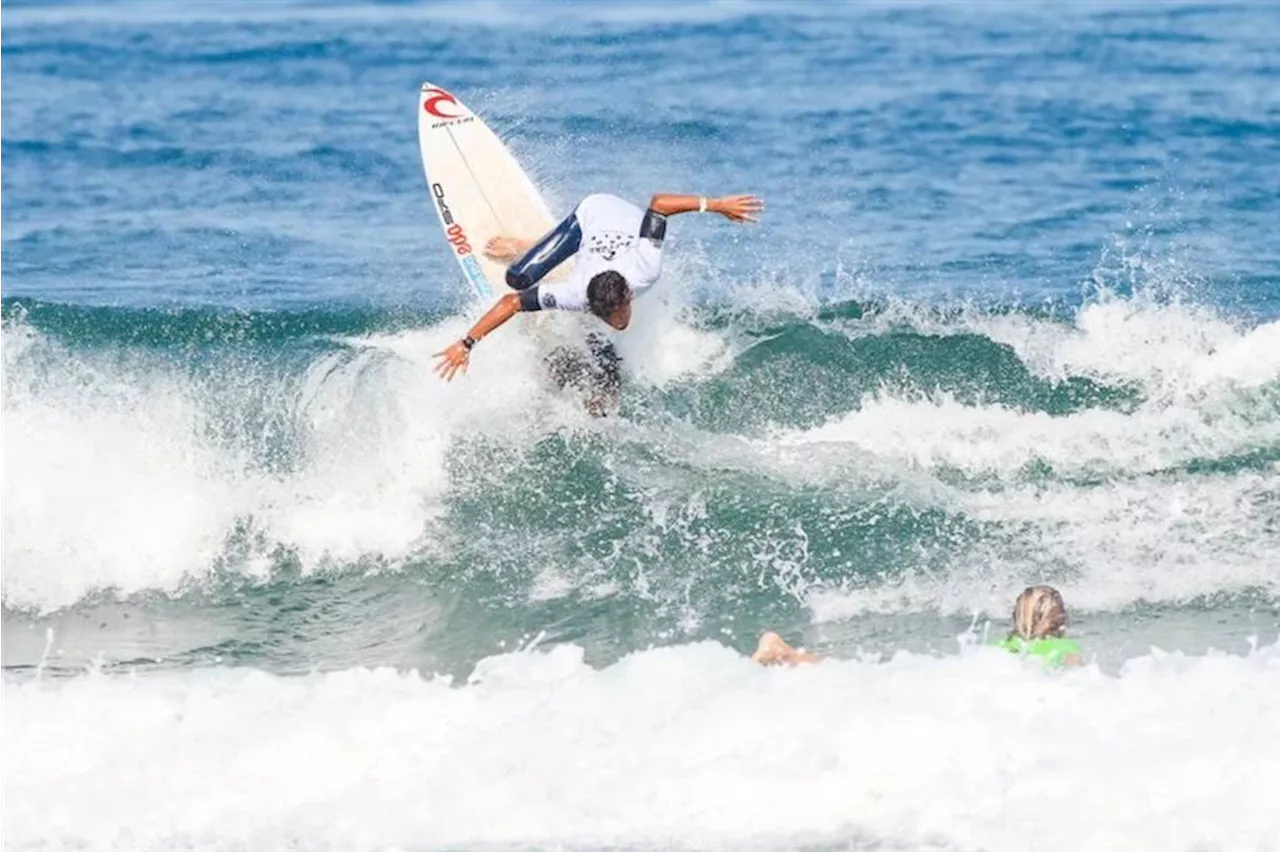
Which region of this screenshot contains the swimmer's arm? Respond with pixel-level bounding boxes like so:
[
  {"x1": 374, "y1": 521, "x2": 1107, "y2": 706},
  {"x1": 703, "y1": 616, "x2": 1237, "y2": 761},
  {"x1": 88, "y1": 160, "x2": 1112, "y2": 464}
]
[
  {"x1": 647, "y1": 193, "x2": 764, "y2": 223},
  {"x1": 751, "y1": 631, "x2": 822, "y2": 666},
  {"x1": 432, "y1": 293, "x2": 524, "y2": 382}
]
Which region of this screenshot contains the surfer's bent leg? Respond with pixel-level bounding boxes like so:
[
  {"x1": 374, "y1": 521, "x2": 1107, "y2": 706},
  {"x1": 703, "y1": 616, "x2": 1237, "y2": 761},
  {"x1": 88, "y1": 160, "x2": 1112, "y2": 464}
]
[
  {"x1": 586, "y1": 333, "x2": 622, "y2": 399},
  {"x1": 545, "y1": 333, "x2": 622, "y2": 417},
  {"x1": 505, "y1": 213, "x2": 583, "y2": 291}
]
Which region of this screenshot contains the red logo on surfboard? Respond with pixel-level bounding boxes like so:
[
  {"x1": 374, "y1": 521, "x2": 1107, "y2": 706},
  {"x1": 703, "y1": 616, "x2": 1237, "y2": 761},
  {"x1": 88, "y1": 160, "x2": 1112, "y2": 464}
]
[
  {"x1": 423, "y1": 87, "x2": 465, "y2": 119},
  {"x1": 432, "y1": 183, "x2": 473, "y2": 256}
]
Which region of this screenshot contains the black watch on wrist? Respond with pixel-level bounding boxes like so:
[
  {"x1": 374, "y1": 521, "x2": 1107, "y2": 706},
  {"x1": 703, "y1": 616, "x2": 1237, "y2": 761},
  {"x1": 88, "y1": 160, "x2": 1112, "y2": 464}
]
[{"x1": 462, "y1": 335, "x2": 476, "y2": 350}]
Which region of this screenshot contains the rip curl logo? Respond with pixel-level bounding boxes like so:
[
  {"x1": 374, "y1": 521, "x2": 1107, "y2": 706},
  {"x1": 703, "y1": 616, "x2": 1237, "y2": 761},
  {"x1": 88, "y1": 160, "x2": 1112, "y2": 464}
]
[
  {"x1": 422, "y1": 88, "x2": 466, "y2": 120},
  {"x1": 542, "y1": 293, "x2": 558, "y2": 309}
]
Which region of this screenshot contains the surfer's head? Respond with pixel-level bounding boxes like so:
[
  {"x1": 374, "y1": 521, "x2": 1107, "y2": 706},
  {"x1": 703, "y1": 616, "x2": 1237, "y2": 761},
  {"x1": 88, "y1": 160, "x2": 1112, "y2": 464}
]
[
  {"x1": 1011, "y1": 585, "x2": 1069, "y2": 640},
  {"x1": 587, "y1": 271, "x2": 632, "y2": 329}
]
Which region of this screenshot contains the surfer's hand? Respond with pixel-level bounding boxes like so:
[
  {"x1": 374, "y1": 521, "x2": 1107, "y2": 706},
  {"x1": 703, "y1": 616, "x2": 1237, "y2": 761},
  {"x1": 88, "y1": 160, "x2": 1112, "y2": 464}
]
[
  {"x1": 433, "y1": 340, "x2": 471, "y2": 381},
  {"x1": 711, "y1": 195, "x2": 764, "y2": 224},
  {"x1": 485, "y1": 236, "x2": 527, "y2": 263}
]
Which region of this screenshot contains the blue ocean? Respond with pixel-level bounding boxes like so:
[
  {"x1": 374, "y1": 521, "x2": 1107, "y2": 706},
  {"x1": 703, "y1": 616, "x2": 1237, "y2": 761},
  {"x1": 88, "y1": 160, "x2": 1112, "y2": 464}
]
[{"x1": 3, "y1": 2, "x2": 1279, "y2": 850}]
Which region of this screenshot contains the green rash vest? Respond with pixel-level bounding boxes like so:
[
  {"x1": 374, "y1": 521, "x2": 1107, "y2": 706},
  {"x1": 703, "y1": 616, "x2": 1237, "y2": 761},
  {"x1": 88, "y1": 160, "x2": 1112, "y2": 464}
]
[{"x1": 996, "y1": 636, "x2": 1081, "y2": 668}]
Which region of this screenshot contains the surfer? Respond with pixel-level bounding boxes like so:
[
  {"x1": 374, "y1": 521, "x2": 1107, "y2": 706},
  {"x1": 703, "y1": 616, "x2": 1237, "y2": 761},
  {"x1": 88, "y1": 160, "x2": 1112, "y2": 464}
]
[{"x1": 432, "y1": 192, "x2": 763, "y2": 386}]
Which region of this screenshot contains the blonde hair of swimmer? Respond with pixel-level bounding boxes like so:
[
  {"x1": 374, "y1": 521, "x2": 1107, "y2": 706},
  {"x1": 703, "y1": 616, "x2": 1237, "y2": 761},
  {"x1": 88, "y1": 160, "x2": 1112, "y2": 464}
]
[{"x1": 1006, "y1": 584, "x2": 1081, "y2": 667}]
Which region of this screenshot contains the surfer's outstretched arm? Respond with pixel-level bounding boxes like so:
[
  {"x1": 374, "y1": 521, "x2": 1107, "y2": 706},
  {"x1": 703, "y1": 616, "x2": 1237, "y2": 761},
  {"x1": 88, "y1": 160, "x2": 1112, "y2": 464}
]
[
  {"x1": 648, "y1": 193, "x2": 764, "y2": 222},
  {"x1": 433, "y1": 293, "x2": 525, "y2": 382}
]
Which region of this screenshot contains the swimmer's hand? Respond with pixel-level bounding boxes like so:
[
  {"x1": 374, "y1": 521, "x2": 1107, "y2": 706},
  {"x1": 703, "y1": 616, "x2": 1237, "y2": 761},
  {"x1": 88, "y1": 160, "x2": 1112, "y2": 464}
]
[
  {"x1": 433, "y1": 340, "x2": 471, "y2": 381},
  {"x1": 710, "y1": 195, "x2": 764, "y2": 224}
]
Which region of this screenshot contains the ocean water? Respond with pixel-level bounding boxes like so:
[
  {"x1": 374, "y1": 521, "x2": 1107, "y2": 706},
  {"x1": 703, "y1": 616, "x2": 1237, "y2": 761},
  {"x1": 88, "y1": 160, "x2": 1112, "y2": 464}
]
[{"x1": 3, "y1": 2, "x2": 1279, "y2": 850}]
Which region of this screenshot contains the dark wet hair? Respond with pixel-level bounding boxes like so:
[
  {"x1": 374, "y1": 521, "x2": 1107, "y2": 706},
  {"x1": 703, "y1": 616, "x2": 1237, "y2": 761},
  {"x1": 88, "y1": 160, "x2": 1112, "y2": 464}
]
[{"x1": 586, "y1": 271, "x2": 631, "y2": 318}]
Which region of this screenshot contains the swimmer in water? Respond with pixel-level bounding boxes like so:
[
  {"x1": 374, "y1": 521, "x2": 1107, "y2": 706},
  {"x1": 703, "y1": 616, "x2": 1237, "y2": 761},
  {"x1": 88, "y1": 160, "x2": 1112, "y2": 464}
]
[
  {"x1": 995, "y1": 585, "x2": 1082, "y2": 668},
  {"x1": 432, "y1": 192, "x2": 764, "y2": 388},
  {"x1": 751, "y1": 585, "x2": 1082, "y2": 668}
]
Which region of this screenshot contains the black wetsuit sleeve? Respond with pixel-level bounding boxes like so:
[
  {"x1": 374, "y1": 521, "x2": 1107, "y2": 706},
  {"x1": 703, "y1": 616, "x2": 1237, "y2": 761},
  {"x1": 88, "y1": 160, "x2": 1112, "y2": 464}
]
[
  {"x1": 519, "y1": 287, "x2": 543, "y2": 312},
  {"x1": 639, "y1": 208, "x2": 667, "y2": 246}
]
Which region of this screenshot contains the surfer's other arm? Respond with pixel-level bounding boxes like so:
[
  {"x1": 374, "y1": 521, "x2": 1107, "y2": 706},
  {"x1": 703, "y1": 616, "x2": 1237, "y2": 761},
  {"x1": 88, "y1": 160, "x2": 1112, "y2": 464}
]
[
  {"x1": 647, "y1": 193, "x2": 763, "y2": 222},
  {"x1": 433, "y1": 293, "x2": 524, "y2": 382}
]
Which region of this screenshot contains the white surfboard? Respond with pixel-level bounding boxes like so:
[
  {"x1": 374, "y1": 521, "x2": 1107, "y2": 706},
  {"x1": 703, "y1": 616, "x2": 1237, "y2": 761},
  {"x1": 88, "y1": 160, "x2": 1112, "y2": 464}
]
[{"x1": 416, "y1": 82, "x2": 562, "y2": 300}]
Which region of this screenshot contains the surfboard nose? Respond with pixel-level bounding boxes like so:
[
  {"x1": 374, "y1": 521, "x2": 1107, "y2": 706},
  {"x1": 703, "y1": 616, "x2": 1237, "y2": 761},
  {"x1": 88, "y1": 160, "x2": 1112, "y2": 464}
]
[{"x1": 420, "y1": 84, "x2": 471, "y2": 121}]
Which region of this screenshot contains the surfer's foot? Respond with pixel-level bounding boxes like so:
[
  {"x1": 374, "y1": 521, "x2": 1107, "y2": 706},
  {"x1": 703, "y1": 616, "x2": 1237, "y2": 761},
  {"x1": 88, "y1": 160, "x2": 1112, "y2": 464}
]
[
  {"x1": 484, "y1": 235, "x2": 526, "y2": 262},
  {"x1": 752, "y1": 631, "x2": 821, "y2": 666}
]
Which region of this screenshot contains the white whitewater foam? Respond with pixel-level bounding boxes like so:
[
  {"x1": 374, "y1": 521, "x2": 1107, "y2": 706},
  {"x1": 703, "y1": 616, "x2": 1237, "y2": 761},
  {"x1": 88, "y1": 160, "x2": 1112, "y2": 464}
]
[
  {"x1": 0, "y1": 316, "x2": 548, "y2": 611},
  {"x1": 764, "y1": 295, "x2": 1280, "y2": 617},
  {"x1": 2, "y1": 325, "x2": 248, "y2": 608},
  {"x1": 4, "y1": 641, "x2": 1278, "y2": 852},
  {"x1": 775, "y1": 389, "x2": 1277, "y2": 480},
  {"x1": 855, "y1": 294, "x2": 1280, "y2": 400},
  {"x1": 612, "y1": 251, "x2": 736, "y2": 388},
  {"x1": 0, "y1": 255, "x2": 737, "y2": 613}
]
